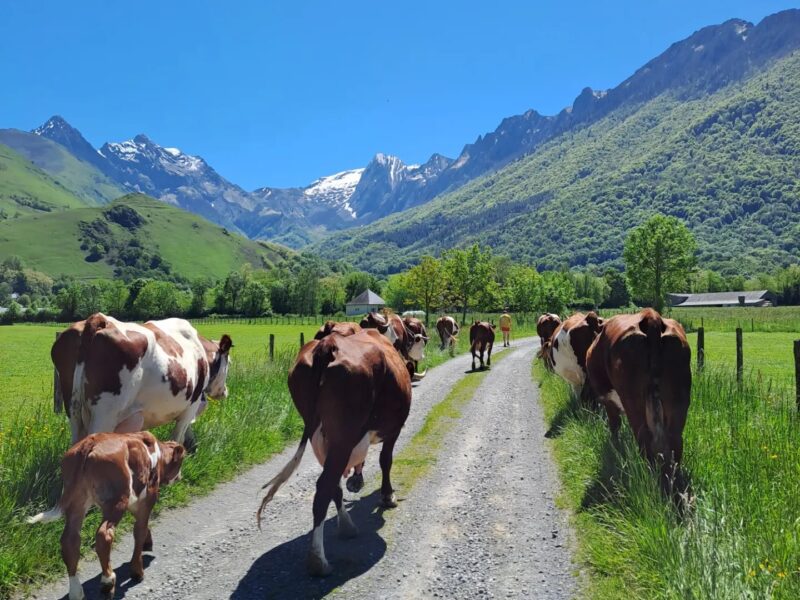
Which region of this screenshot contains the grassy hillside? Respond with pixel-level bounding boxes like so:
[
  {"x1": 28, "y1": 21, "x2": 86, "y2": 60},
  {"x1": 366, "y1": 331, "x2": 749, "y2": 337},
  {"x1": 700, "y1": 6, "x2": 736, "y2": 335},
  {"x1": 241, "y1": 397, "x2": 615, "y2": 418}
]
[
  {"x1": 0, "y1": 129, "x2": 126, "y2": 206},
  {"x1": 0, "y1": 144, "x2": 88, "y2": 218},
  {"x1": 317, "y1": 52, "x2": 800, "y2": 276},
  {"x1": 0, "y1": 194, "x2": 291, "y2": 281}
]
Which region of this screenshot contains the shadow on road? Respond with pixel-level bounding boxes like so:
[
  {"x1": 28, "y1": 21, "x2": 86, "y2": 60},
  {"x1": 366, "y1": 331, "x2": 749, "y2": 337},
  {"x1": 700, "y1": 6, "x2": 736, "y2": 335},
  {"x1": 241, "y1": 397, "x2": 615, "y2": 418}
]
[
  {"x1": 232, "y1": 490, "x2": 388, "y2": 599},
  {"x1": 52, "y1": 555, "x2": 155, "y2": 600}
]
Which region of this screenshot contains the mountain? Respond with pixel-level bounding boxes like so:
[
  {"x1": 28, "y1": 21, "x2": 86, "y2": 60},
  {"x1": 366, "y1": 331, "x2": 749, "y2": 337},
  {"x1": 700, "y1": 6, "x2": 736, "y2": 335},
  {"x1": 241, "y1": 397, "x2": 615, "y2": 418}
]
[
  {"x1": 0, "y1": 129, "x2": 126, "y2": 205},
  {"x1": 315, "y1": 26, "x2": 800, "y2": 276},
  {"x1": 0, "y1": 193, "x2": 290, "y2": 281},
  {"x1": 0, "y1": 143, "x2": 88, "y2": 218}
]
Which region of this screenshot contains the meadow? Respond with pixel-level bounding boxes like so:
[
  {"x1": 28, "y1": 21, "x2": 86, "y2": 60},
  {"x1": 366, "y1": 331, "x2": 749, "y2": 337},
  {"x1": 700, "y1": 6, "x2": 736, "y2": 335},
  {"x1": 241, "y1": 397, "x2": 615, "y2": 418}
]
[
  {"x1": 0, "y1": 314, "x2": 535, "y2": 595},
  {"x1": 534, "y1": 323, "x2": 800, "y2": 598}
]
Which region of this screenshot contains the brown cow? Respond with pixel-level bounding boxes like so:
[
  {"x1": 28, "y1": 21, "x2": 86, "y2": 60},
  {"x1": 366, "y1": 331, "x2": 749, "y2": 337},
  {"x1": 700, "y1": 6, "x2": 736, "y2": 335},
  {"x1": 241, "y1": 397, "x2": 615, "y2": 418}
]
[
  {"x1": 436, "y1": 315, "x2": 459, "y2": 353},
  {"x1": 360, "y1": 311, "x2": 428, "y2": 380},
  {"x1": 28, "y1": 432, "x2": 185, "y2": 600},
  {"x1": 469, "y1": 321, "x2": 495, "y2": 371},
  {"x1": 257, "y1": 329, "x2": 412, "y2": 576},
  {"x1": 544, "y1": 312, "x2": 603, "y2": 400},
  {"x1": 586, "y1": 309, "x2": 691, "y2": 478},
  {"x1": 536, "y1": 313, "x2": 561, "y2": 347},
  {"x1": 315, "y1": 320, "x2": 362, "y2": 340}
]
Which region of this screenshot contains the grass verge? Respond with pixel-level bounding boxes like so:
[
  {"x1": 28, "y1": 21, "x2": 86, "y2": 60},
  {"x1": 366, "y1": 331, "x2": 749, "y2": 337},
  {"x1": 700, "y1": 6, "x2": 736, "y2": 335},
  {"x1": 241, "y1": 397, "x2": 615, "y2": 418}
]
[{"x1": 533, "y1": 359, "x2": 800, "y2": 599}]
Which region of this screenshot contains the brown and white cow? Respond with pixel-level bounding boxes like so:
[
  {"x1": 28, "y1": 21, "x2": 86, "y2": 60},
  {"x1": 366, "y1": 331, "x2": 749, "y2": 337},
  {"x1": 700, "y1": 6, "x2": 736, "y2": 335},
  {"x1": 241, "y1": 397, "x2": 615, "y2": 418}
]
[
  {"x1": 51, "y1": 313, "x2": 232, "y2": 445},
  {"x1": 436, "y1": 315, "x2": 459, "y2": 353},
  {"x1": 469, "y1": 321, "x2": 495, "y2": 371},
  {"x1": 586, "y1": 309, "x2": 691, "y2": 476},
  {"x1": 28, "y1": 431, "x2": 185, "y2": 600},
  {"x1": 257, "y1": 329, "x2": 412, "y2": 576},
  {"x1": 544, "y1": 311, "x2": 603, "y2": 399},
  {"x1": 536, "y1": 313, "x2": 561, "y2": 347},
  {"x1": 360, "y1": 311, "x2": 428, "y2": 379}
]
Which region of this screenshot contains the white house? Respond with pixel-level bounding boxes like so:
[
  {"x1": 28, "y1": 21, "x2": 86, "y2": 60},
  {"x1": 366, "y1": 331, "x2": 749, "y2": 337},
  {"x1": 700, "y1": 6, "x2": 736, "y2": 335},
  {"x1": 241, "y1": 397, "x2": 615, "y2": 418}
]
[{"x1": 346, "y1": 289, "x2": 386, "y2": 317}]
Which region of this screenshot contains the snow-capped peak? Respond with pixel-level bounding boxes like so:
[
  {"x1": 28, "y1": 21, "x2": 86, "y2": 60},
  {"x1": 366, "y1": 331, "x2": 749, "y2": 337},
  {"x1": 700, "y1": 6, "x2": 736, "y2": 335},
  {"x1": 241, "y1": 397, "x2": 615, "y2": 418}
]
[
  {"x1": 103, "y1": 136, "x2": 204, "y2": 174},
  {"x1": 303, "y1": 168, "x2": 364, "y2": 219},
  {"x1": 32, "y1": 115, "x2": 71, "y2": 136}
]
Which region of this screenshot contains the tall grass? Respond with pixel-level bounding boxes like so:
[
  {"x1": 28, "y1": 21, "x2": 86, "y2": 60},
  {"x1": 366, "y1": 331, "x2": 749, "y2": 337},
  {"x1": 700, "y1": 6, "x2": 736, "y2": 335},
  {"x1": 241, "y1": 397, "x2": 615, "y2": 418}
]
[
  {"x1": 535, "y1": 361, "x2": 800, "y2": 598},
  {"x1": 0, "y1": 348, "x2": 302, "y2": 597}
]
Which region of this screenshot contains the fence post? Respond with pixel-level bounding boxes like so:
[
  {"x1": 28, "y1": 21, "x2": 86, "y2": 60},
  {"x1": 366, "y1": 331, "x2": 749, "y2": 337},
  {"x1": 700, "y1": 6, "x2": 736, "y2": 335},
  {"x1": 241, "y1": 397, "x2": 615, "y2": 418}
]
[
  {"x1": 269, "y1": 334, "x2": 274, "y2": 362},
  {"x1": 751, "y1": 318, "x2": 754, "y2": 333},
  {"x1": 300, "y1": 332, "x2": 305, "y2": 347},
  {"x1": 794, "y1": 339, "x2": 800, "y2": 411},
  {"x1": 53, "y1": 331, "x2": 62, "y2": 413},
  {"x1": 697, "y1": 327, "x2": 705, "y2": 372},
  {"x1": 736, "y1": 327, "x2": 743, "y2": 385}
]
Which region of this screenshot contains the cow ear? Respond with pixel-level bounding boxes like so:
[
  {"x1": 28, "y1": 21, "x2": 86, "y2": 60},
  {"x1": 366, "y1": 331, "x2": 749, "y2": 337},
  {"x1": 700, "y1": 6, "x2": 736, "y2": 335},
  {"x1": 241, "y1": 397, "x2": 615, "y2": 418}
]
[{"x1": 219, "y1": 334, "x2": 233, "y2": 354}]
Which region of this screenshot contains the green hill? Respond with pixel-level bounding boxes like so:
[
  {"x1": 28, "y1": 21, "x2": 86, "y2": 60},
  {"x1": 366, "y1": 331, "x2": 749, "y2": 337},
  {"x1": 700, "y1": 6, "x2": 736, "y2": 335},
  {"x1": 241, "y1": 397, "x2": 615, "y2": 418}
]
[
  {"x1": 0, "y1": 129, "x2": 126, "y2": 206},
  {"x1": 317, "y1": 52, "x2": 800, "y2": 276},
  {"x1": 0, "y1": 143, "x2": 88, "y2": 218},
  {"x1": 0, "y1": 194, "x2": 292, "y2": 281}
]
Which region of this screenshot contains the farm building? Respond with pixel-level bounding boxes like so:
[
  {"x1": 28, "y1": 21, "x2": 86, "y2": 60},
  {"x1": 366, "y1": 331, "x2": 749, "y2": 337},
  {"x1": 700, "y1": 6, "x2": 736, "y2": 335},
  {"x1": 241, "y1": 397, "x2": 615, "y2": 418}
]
[
  {"x1": 668, "y1": 290, "x2": 777, "y2": 308},
  {"x1": 346, "y1": 289, "x2": 386, "y2": 316}
]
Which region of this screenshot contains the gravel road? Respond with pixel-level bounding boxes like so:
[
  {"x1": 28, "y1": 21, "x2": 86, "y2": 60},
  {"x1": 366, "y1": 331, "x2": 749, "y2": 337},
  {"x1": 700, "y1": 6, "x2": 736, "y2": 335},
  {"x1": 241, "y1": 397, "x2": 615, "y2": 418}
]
[{"x1": 31, "y1": 338, "x2": 575, "y2": 600}]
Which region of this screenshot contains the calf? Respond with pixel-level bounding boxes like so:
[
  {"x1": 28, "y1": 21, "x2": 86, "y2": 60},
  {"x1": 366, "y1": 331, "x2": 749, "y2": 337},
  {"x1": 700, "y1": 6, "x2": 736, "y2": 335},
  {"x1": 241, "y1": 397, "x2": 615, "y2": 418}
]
[
  {"x1": 586, "y1": 309, "x2": 691, "y2": 479},
  {"x1": 52, "y1": 313, "x2": 232, "y2": 445},
  {"x1": 436, "y1": 315, "x2": 459, "y2": 353},
  {"x1": 545, "y1": 311, "x2": 603, "y2": 399},
  {"x1": 28, "y1": 432, "x2": 185, "y2": 600},
  {"x1": 469, "y1": 321, "x2": 495, "y2": 371},
  {"x1": 257, "y1": 330, "x2": 412, "y2": 576}
]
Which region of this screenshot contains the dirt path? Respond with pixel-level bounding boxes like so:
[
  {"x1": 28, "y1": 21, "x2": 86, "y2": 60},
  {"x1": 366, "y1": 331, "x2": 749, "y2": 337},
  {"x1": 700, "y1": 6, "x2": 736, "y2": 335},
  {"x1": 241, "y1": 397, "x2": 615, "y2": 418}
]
[{"x1": 31, "y1": 339, "x2": 575, "y2": 600}]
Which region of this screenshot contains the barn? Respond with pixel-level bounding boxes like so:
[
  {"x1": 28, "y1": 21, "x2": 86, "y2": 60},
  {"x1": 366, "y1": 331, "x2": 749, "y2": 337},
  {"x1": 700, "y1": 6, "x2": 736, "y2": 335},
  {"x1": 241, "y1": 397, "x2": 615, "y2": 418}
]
[
  {"x1": 668, "y1": 290, "x2": 777, "y2": 308},
  {"x1": 345, "y1": 289, "x2": 386, "y2": 316}
]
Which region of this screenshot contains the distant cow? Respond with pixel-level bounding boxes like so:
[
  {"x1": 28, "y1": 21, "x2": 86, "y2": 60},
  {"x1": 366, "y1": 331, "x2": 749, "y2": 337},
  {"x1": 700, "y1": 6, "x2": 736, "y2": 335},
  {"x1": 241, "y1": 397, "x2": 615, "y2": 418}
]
[
  {"x1": 469, "y1": 321, "x2": 495, "y2": 371},
  {"x1": 586, "y1": 309, "x2": 691, "y2": 476},
  {"x1": 51, "y1": 313, "x2": 232, "y2": 445},
  {"x1": 257, "y1": 330, "x2": 412, "y2": 576},
  {"x1": 536, "y1": 313, "x2": 561, "y2": 347},
  {"x1": 544, "y1": 312, "x2": 603, "y2": 399},
  {"x1": 436, "y1": 316, "x2": 459, "y2": 353},
  {"x1": 28, "y1": 432, "x2": 185, "y2": 600}
]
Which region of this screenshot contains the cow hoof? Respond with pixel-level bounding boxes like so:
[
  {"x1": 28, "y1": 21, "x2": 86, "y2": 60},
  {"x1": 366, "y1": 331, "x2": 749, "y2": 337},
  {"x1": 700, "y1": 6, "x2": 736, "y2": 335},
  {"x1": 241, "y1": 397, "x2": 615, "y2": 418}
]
[
  {"x1": 100, "y1": 573, "x2": 116, "y2": 597},
  {"x1": 346, "y1": 472, "x2": 364, "y2": 493},
  {"x1": 381, "y1": 493, "x2": 398, "y2": 508},
  {"x1": 338, "y1": 519, "x2": 359, "y2": 539},
  {"x1": 306, "y1": 552, "x2": 333, "y2": 577}
]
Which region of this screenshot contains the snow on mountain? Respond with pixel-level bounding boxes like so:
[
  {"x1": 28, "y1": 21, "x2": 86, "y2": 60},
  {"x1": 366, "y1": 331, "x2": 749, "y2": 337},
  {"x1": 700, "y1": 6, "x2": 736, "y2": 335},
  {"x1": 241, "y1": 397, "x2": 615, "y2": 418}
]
[{"x1": 303, "y1": 168, "x2": 364, "y2": 218}]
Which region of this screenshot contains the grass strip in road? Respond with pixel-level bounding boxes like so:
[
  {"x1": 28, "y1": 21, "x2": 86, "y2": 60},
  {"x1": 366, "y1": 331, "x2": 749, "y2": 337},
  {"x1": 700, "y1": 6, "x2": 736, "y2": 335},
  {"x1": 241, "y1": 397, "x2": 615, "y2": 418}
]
[
  {"x1": 390, "y1": 349, "x2": 511, "y2": 496},
  {"x1": 532, "y1": 358, "x2": 800, "y2": 599}
]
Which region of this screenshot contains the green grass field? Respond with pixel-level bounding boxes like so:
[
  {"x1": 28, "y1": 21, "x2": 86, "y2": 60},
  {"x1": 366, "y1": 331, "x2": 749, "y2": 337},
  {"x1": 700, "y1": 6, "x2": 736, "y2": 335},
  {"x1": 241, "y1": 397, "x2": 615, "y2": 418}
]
[{"x1": 669, "y1": 306, "x2": 800, "y2": 333}]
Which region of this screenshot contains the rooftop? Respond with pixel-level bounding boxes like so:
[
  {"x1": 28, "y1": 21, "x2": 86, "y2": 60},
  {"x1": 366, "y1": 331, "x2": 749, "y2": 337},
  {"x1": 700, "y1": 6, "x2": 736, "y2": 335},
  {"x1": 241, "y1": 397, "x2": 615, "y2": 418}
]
[{"x1": 346, "y1": 289, "x2": 386, "y2": 306}]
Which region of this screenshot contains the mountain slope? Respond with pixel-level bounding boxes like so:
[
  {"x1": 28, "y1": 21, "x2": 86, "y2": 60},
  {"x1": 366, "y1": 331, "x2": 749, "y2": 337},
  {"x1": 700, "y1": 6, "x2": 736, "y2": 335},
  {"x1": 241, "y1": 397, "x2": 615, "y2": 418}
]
[
  {"x1": 0, "y1": 128, "x2": 126, "y2": 205},
  {"x1": 0, "y1": 143, "x2": 88, "y2": 218},
  {"x1": 316, "y1": 50, "x2": 800, "y2": 276},
  {"x1": 0, "y1": 194, "x2": 290, "y2": 280}
]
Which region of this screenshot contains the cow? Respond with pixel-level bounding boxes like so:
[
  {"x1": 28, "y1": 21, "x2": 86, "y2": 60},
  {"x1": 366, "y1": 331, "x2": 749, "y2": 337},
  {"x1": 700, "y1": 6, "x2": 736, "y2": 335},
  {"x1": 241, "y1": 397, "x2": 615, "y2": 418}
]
[
  {"x1": 586, "y1": 309, "x2": 691, "y2": 481},
  {"x1": 469, "y1": 321, "x2": 495, "y2": 371},
  {"x1": 536, "y1": 313, "x2": 561, "y2": 347},
  {"x1": 51, "y1": 313, "x2": 232, "y2": 445},
  {"x1": 360, "y1": 311, "x2": 428, "y2": 380},
  {"x1": 543, "y1": 311, "x2": 603, "y2": 401},
  {"x1": 27, "y1": 432, "x2": 185, "y2": 600},
  {"x1": 257, "y1": 329, "x2": 412, "y2": 576},
  {"x1": 314, "y1": 320, "x2": 362, "y2": 340},
  {"x1": 436, "y1": 315, "x2": 459, "y2": 353}
]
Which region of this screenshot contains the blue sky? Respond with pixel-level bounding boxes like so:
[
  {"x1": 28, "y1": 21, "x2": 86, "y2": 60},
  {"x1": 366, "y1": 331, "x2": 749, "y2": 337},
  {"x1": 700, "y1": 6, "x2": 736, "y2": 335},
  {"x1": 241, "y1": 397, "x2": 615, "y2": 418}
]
[{"x1": 1, "y1": 1, "x2": 797, "y2": 189}]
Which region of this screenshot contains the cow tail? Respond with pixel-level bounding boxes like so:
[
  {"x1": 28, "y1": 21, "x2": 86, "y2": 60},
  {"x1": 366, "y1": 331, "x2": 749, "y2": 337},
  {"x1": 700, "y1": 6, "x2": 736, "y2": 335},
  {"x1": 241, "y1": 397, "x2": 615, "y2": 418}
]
[
  {"x1": 257, "y1": 428, "x2": 311, "y2": 529},
  {"x1": 27, "y1": 505, "x2": 63, "y2": 524},
  {"x1": 641, "y1": 311, "x2": 666, "y2": 458}
]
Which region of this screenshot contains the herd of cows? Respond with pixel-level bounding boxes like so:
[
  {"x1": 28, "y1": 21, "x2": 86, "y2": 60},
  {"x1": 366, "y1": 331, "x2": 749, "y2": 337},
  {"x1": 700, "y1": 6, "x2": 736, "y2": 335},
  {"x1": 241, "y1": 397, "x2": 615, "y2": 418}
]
[{"x1": 26, "y1": 306, "x2": 689, "y2": 599}]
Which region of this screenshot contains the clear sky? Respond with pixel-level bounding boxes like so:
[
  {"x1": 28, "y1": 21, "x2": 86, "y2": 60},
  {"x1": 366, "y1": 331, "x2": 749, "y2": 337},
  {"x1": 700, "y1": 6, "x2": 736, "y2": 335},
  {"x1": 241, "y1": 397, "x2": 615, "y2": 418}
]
[{"x1": 1, "y1": 1, "x2": 797, "y2": 189}]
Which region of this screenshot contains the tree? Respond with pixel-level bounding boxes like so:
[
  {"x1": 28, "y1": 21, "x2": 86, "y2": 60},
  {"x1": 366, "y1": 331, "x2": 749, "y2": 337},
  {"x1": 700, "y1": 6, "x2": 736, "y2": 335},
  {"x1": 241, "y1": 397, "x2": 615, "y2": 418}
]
[
  {"x1": 442, "y1": 244, "x2": 495, "y2": 325},
  {"x1": 538, "y1": 271, "x2": 576, "y2": 315},
  {"x1": 241, "y1": 280, "x2": 270, "y2": 316},
  {"x1": 382, "y1": 273, "x2": 413, "y2": 312},
  {"x1": 318, "y1": 276, "x2": 346, "y2": 315},
  {"x1": 343, "y1": 271, "x2": 381, "y2": 303},
  {"x1": 505, "y1": 265, "x2": 541, "y2": 316},
  {"x1": 189, "y1": 277, "x2": 212, "y2": 317},
  {"x1": 218, "y1": 269, "x2": 249, "y2": 314},
  {"x1": 602, "y1": 269, "x2": 630, "y2": 308},
  {"x1": 624, "y1": 214, "x2": 697, "y2": 312},
  {"x1": 132, "y1": 281, "x2": 183, "y2": 319},
  {"x1": 293, "y1": 263, "x2": 321, "y2": 315},
  {"x1": 406, "y1": 256, "x2": 444, "y2": 325}
]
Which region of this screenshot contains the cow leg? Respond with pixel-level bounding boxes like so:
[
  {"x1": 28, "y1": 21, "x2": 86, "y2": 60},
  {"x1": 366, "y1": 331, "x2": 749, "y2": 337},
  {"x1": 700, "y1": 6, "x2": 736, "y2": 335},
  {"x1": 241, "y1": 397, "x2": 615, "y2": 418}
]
[
  {"x1": 487, "y1": 341, "x2": 493, "y2": 366},
  {"x1": 171, "y1": 403, "x2": 200, "y2": 445},
  {"x1": 130, "y1": 496, "x2": 155, "y2": 582},
  {"x1": 346, "y1": 461, "x2": 365, "y2": 493},
  {"x1": 308, "y1": 446, "x2": 350, "y2": 577},
  {"x1": 333, "y1": 483, "x2": 358, "y2": 538},
  {"x1": 379, "y1": 436, "x2": 399, "y2": 508},
  {"x1": 95, "y1": 503, "x2": 125, "y2": 597},
  {"x1": 479, "y1": 345, "x2": 485, "y2": 369},
  {"x1": 61, "y1": 510, "x2": 87, "y2": 600}
]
